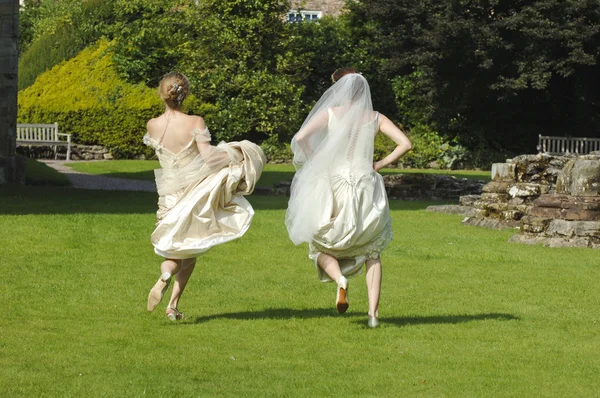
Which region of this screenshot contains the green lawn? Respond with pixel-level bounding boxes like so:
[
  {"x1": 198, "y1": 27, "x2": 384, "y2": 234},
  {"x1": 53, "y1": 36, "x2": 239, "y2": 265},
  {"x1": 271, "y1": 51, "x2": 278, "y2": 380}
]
[
  {"x1": 66, "y1": 160, "x2": 159, "y2": 181},
  {"x1": 67, "y1": 160, "x2": 491, "y2": 187},
  {"x1": 1, "y1": 187, "x2": 598, "y2": 396},
  {"x1": 25, "y1": 158, "x2": 71, "y2": 186}
]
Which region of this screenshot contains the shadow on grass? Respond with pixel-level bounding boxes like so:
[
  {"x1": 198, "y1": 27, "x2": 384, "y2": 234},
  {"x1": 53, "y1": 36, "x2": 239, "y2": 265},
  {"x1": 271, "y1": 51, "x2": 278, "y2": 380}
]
[
  {"x1": 0, "y1": 186, "x2": 157, "y2": 215},
  {"x1": 83, "y1": 170, "x2": 156, "y2": 181},
  {"x1": 256, "y1": 170, "x2": 295, "y2": 188},
  {"x1": 190, "y1": 308, "x2": 363, "y2": 324},
  {"x1": 388, "y1": 199, "x2": 456, "y2": 211},
  {"x1": 189, "y1": 308, "x2": 518, "y2": 326},
  {"x1": 248, "y1": 195, "x2": 455, "y2": 211},
  {"x1": 366, "y1": 312, "x2": 520, "y2": 328},
  {"x1": 0, "y1": 186, "x2": 458, "y2": 214}
]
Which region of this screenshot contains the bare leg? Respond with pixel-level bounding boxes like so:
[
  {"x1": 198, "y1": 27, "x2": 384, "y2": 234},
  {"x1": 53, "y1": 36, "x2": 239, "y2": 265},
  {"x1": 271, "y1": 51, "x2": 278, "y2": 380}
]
[
  {"x1": 147, "y1": 258, "x2": 182, "y2": 312},
  {"x1": 167, "y1": 258, "x2": 197, "y2": 310},
  {"x1": 161, "y1": 258, "x2": 181, "y2": 277},
  {"x1": 317, "y1": 253, "x2": 342, "y2": 283},
  {"x1": 365, "y1": 258, "x2": 382, "y2": 318},
  {"x1": 317, "y1": 253, "x2": 349, "y2": 313}
]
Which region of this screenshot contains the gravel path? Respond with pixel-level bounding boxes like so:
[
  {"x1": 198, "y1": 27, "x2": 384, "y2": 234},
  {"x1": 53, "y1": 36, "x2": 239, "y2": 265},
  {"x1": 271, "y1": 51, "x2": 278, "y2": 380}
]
[{"x1": 42, "y1": 160, "x2": 157, "y2": 192}]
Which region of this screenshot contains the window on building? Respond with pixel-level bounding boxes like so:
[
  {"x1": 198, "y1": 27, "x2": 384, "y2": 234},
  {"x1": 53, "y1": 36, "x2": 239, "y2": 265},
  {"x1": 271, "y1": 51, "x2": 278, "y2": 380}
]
[{"x1": 287, "y1": 10, "x2": 322, "y2": 22}]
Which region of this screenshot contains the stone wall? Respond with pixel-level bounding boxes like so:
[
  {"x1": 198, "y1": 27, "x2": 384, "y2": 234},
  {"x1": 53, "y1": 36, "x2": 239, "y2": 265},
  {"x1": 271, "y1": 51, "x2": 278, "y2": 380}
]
[
  {"x1": 384, "y1": 174, "x2": 485, "y2": 201},
  {"x1": 264, "y1": 173, "x2": 486, "y2": 199},
  {"x1": 0, "y1": 0, "x2": 24, "y2": 184},
  {"x1": 290, "y1": 0, "x2": 345, "y2": 16},
  {"x1": 510, "y1": 155, "x2": 600, "y2": 248},
  {"x1": 459, "y1": 153, "x2": 576, "y2": 229},
  {"x1": 17, "y1": 144, "x2": 113, "y2": 161}
]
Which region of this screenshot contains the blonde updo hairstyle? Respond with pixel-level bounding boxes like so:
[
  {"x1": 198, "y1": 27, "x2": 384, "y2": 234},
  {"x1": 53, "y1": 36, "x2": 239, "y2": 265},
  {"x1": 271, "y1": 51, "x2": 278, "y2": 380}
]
[{"x1": 158, "y1": 72, "x2": 191, "y2": 110}]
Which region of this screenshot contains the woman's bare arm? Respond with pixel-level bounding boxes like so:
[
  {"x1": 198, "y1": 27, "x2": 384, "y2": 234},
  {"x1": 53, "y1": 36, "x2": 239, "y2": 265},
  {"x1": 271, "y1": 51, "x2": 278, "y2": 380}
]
[
  {"x1": 373, "y1": 114, "x2": 412, "y2": 172},
  {"x1": 191, "y1": 116, "x2": 210, "y2": 155},
  {"x1": 293, "y1": 110, "x2": 329, "y2": 157}
]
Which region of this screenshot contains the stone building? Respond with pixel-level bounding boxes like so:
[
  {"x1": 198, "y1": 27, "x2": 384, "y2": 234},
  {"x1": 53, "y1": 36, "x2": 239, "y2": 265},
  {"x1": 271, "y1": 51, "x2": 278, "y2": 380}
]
[
  {"x1": 288, "y1": 0, "x2": 345, "y2": 21},
  {"x1": 0, "y1": 0, "x2": 23, "y2": 184}
]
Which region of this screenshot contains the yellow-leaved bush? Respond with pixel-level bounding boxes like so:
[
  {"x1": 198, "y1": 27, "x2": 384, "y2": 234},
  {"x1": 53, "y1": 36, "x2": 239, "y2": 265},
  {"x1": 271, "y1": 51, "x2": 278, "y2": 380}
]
[{"x1": 18, "y1": 40, "x2": 216, "y2": 158}]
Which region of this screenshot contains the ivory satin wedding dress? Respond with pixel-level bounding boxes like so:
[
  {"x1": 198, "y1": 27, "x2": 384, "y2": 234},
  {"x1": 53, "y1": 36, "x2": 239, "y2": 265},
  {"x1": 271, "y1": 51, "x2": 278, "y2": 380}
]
[{"x1": 144, "y1": 127, "x2": 265, "y2": 259}]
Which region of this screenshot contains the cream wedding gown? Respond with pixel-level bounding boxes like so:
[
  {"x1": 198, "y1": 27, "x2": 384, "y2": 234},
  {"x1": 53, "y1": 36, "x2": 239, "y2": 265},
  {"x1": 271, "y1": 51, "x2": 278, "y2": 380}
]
[
  {"x1": 143, "y1": 127, "x2": 265, "y2": 259},
  {"x1": 288, "y1": 109, "x2": 393, "y2": 282}
]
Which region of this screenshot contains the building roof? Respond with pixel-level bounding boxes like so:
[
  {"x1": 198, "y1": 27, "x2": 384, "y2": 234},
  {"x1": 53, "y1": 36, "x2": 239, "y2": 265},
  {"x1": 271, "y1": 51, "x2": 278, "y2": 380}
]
[{"x1": 289, "y1": 0, "x2": 345, "y2": 17}]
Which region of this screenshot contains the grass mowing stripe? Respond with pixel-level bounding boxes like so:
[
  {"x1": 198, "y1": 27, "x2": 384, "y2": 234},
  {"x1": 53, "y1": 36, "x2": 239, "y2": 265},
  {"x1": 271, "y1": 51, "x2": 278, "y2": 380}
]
[
  {"x1": 66, "y1": 161, "x2": 491, "y2": 187},
  {"x1": 0, "y1": 188, "x2": 598, "y2": 396}
]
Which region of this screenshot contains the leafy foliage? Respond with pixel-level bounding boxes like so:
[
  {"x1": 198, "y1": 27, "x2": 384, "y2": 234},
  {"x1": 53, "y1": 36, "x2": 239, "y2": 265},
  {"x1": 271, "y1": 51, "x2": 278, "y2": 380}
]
[
  {"x1": 18, "y1": 24, "x2": 81, "y2": 90},
  {"x1": 18, "y1": 41, "x2": 214, "y2": 158},
  {"x1": 349, "y1": 0, "x2": 600, "y2": 156},
  {"x1": 172, "y1": 0, "x2": 306, "y2": 143},
  {"x1": 109, "y1": 0, "x2": 187, "y2": 84},
  {"x1": 18, "y1": 0, "x2": 116, "y2": 90},
  {"x1": 19, "y1": 0, "x2": 600, "y2": 167}
]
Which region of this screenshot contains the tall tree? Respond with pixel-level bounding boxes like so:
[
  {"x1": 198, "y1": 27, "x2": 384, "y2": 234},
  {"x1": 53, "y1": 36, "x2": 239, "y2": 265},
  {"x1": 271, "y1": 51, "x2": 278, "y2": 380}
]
[{"x1": 350, "y1": 0, "x2": 600, "y2": 153}]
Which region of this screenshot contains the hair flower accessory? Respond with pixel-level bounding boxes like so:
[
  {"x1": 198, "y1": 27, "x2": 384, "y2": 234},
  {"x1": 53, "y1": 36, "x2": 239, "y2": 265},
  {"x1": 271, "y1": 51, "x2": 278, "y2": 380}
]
[{"x1": 172, "y1": 83, "x2": 185, "y2": 102}]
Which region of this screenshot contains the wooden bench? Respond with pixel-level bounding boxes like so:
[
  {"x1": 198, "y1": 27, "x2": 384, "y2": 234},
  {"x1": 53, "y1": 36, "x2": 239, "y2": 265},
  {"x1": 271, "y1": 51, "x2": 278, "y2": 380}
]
[
  {"x1": 537, "y1": 134, "x2": 600, "y2": 156},
  {"x1": 16, "y1": 123, "x2": 72, "y2": 160}
]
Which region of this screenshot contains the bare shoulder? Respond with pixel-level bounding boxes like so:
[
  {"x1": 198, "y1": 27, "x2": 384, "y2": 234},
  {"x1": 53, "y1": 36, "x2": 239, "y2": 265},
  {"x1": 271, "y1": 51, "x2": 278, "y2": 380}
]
[
  {"x1": 330, "y1": 106, "x2": 342, "y2": 117},
  {"x1": 146, "y1": 117, "x2": 159, "y2": 129},
  {"x1": 146, "y1": 117, "x2": 162, "y2": 136},
  {"x1": 376, "y1": 113, "x2": 399, "y2": 132},
  {"x1": 377, "y1": 113, "x2": 390, "y2": 124},
  {"x1": 188, "y1": 115, "x2": 206, "y2": 129}
]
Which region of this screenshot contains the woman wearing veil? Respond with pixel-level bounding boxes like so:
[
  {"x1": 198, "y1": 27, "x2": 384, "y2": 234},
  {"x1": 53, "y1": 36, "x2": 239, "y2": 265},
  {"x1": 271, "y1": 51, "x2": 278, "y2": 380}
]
[
  {"x1": 145, "y1": 72, "x2": 266, "y2": 321},
  {"x1": 285, "y1": 69, "x2": 412, "y2": 328}
]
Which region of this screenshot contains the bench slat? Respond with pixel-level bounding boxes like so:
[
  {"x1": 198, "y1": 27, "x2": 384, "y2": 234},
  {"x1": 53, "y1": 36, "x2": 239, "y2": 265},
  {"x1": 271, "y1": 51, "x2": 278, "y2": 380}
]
[
  {"x1": 538, "y1": 134, "x2": 600, "y2": 156},
  {"x1": 16, "y1": 123, "x2": 72, "y2": 160}
]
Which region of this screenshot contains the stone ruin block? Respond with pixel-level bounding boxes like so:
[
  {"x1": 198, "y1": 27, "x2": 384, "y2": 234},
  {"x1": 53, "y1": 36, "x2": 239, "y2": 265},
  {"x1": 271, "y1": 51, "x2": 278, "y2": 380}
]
[
  {"x1": 508, "y1": 183, "x2": 549, "y2": 198},
  {"x1": 520, "y1": 216, "x2": 551, "y2": 234},
  {"x1": 508, "y1": 197, "x2": 526, "y2": 205},
  {"x1": 491, "y1": 163, "x2": 516, "y2": 181},
  {"x1": 556, "y1": 159, "x2": 600, "y2": 196},
  {"x1": 546, "y1": 219, "x2": 600, "y2": 238},
  {"x1": 458, "y1": 152, "x2": 600, "y2": 247},
  {"x1": 482, "y1": 181, "x2": 511, "y2": 194},
  {"x1": 535, "y1": 194, "x2": 600, "y2": 211},
  {"x1": 462, "y1": 216, "x2": 519, "y2": 230},
  {"x1": 529, "y1": 206, "x2": 600, "y2": 221},
  {"x1": 459, "y1": 194, "x2": 480, "y2": 207},
  {"x1": 479, "y1": 192, "x2": 509, "y2": 204}
]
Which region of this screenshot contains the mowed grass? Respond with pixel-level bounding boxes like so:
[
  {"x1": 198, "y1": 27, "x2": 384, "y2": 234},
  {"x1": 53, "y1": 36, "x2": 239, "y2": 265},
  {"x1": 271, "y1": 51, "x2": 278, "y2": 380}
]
[
  {"x1": 25, "y1": 158, "x2": 71, "y2": 186},
  {"x1": 66, "y1": 159, "x2": 159, "y2": 182},
  {"x1": 67, "y1": 161, "x2": 490, "y2": 187},
  {"x1": 1, "y1": 188, "x2": 598, "y2": 397}
]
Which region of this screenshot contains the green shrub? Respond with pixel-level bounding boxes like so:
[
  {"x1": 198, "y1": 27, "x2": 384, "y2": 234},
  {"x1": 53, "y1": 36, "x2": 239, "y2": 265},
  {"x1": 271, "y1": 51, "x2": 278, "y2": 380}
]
[
  {"x1": 18, "y1": 40, "x2": 215, "y2": 159},
  {"x1": 110, "y1": 0, "x2": 186, "y2": 84},
  {"x1": 18, "y1": 0, "x2": 117, "y2": 90},
  {"x1": 375, "y1": 123, "x2": 441, "y2": 169},
  {"x1": 260, "y1": 135, "x2": 293, "y2": 163},
  {"x1": 18, "y1": 24, "x2": 81, "y2": 90},
  {"x1": 439, "y1": 143, "x2": 470, "y2": 170}
]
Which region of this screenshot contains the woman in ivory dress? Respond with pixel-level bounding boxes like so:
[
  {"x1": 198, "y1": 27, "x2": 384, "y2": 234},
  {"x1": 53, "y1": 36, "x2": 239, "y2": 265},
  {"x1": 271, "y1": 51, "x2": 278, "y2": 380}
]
[
  {"x1": 285, "y1": 69, "x2": 412, "y2": 328},
  {"x1": 145, "y1": 72, "x2": 265, "y2": 321}
]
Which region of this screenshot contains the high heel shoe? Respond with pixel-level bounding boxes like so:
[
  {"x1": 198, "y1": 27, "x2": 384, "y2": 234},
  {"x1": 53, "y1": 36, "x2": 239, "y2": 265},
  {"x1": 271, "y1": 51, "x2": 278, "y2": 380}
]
[
  {"x1": 336, "y1": 276, "x2": 349, "y2": 314},
  {"x1": 368, "y1": 315, "x2": 379, "y2": 328},
  {"x1": 147, "y1": 272, "x2": 172, "y2": 312},
  {"x1": 166, "y1": 306, "x2": 184, "y2": 321}
]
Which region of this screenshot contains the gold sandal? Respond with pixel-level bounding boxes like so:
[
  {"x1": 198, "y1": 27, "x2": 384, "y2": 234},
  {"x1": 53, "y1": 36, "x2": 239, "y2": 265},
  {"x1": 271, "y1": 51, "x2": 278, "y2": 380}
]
[
  {"x1": 166, "y1": 307, "x2": 184, "y2": 321},
  {"x1": 147, "y1": 272, "x2": 172, "y2": 312}
]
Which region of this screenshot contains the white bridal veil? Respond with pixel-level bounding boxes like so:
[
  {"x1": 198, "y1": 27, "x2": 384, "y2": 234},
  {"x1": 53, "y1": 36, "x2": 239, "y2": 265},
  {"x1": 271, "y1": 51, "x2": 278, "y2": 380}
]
[{"x1": 285, "y1": 74, "x2": 379, "y2": 245}]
